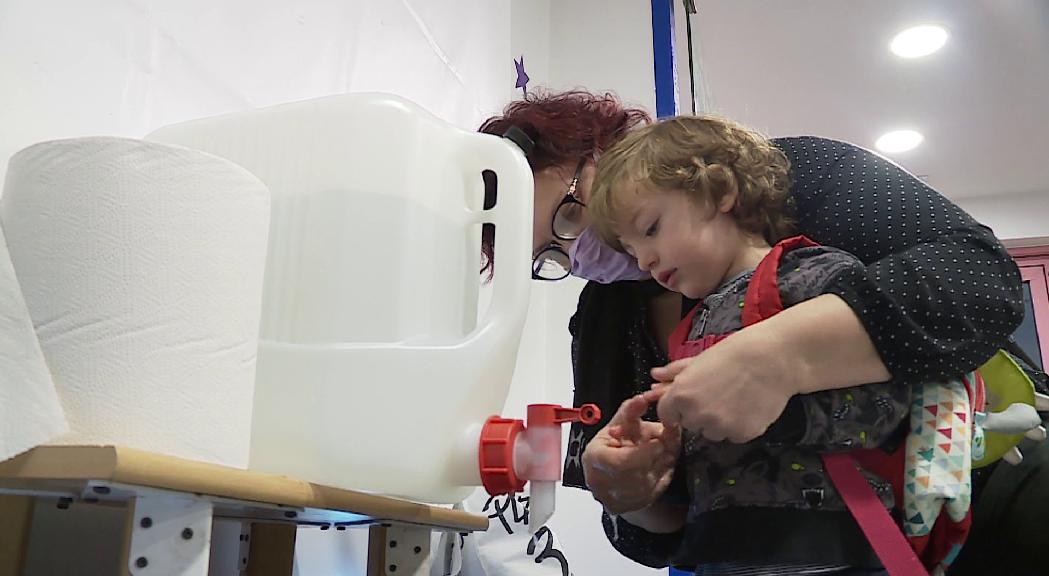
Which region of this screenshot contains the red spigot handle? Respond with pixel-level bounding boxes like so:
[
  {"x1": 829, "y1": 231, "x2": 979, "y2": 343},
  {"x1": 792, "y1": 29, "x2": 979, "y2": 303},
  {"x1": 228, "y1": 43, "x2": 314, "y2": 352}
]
[
  {"x1": 527, "y1": 403, "x2": 602, "y2": 427},
  {"x1": 479, "y1": 403, "x2": 602, "y2": 495}
]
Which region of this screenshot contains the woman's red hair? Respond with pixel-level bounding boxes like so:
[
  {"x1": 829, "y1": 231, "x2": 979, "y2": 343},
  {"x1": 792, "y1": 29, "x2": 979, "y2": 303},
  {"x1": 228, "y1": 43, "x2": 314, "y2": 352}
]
[{"x1": 477, "y1": 90, "x2": 650, "y2": 278}]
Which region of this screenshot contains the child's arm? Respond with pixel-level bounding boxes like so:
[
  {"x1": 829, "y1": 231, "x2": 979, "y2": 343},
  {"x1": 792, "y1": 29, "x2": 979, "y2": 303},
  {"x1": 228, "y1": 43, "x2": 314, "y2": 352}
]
[
  {"x1": 618, "y1": 491, "x2": 688, "y2": 533},
  {"x1": 761, "y1": 247, "x2": 911, "y2": 449},
  {"x1": 770, "y1": 382, "x2": 911, "y2": 451},
  {"x1": 653, "y1": 246, "x2": 910, "y2": 448}
]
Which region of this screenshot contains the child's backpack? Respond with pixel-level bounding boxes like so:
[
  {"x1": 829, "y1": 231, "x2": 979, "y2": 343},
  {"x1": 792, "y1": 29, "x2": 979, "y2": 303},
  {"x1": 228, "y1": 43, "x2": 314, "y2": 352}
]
[{"x1": 668, "y1": 235, "x2": 1042, "y2": 576}]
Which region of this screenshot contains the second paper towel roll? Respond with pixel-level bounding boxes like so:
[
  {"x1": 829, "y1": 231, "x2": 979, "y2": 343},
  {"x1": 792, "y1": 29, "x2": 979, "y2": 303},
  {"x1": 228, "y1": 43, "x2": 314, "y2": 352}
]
[{"x1": 0, "y1": 137, "x2": 270, "y2": 468}]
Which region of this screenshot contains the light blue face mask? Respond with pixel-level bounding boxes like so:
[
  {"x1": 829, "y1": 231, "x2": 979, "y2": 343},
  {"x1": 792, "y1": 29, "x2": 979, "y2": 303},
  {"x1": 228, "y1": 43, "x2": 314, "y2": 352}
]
[{"x1": 567, "y1": 227, "x2": 652, "y2": 284}]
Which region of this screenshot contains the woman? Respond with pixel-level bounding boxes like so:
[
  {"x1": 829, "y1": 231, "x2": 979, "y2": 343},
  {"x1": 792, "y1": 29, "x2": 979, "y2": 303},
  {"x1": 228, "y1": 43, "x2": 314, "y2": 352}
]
[{"x1": 477, "y1": 90, "x2": 1024, "y2": 569}]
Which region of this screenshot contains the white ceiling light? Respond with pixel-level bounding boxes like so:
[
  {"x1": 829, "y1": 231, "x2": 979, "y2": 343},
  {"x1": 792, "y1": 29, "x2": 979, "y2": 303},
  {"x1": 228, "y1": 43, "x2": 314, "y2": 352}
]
[
  {"x1": 891, "y1": 25, "x2": 948, "y2": 58},
  {"x1": 876, "y1": 130, "x2": 924, "y2": 153}
]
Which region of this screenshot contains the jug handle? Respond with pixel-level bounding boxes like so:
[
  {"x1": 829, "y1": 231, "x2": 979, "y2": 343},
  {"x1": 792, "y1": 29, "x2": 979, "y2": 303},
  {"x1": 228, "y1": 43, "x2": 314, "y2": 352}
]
[{"x1": 458, "y1": 133, "x2": 534, "y2": 340}]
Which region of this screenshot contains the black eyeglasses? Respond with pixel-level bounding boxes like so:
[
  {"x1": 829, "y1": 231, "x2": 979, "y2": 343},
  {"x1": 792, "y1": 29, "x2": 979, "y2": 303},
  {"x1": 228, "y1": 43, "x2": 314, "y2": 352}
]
[{"x1": 532, "y1": 158, "x2": 588, "y2": 281}]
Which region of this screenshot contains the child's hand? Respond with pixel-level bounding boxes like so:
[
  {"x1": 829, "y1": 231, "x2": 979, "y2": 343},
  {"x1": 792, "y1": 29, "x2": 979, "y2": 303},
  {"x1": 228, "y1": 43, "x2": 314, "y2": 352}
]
[{"x1": 582, "y1": 392, "x2": 681, "y2": 515}]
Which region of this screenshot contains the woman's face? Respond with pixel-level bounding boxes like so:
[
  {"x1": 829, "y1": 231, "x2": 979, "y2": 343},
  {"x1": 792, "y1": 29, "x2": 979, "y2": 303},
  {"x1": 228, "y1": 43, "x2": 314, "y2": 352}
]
[{"x1": 531, "y1": 160, "x2": 596, "y2": 257}]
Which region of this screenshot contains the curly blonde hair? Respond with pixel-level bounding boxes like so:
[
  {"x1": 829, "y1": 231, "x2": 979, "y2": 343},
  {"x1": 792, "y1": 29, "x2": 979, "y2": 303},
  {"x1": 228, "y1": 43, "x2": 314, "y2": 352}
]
[{"x1": 589, "y1": 115, "x2": 794, "y2": 250}]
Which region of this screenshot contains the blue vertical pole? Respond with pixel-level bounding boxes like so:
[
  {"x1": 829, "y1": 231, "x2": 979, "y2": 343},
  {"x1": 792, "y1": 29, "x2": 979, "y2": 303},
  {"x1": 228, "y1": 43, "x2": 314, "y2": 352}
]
[
  {"x1": 656, "y1": 2, "x2": 682, "y2": 571},
  {"x1": 651, "y1": 0, "x2": 679, "y2": 118},
  {"x1": 590, "y1": 5, "x2": 683, "y2": 572}
]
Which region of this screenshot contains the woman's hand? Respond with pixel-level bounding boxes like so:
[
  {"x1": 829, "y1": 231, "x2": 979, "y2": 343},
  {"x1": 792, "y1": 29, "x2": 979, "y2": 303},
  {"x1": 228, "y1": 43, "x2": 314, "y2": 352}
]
[
  {"x1": 651, "y1": 294, "x2": 891, "y2": 443},
  {"x1": 582, "y1": 393, "x2": 681, "y2": 514},
  {"x1": 651, "y1": 328, "x2": 796, "y2": 443}
]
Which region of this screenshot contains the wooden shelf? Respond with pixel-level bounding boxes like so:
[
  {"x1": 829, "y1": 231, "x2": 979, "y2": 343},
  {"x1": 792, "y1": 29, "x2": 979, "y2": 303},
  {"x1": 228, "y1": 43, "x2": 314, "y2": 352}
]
[{"x1": 0, "y1": 446, "x2": 487, "y2": 533}]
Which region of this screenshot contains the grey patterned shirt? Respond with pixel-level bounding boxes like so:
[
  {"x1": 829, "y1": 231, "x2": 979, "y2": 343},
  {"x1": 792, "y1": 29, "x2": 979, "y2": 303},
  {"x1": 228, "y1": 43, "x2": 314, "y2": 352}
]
[{"x1": 604, "y1": 246, "x2": 911, "y2": 572}]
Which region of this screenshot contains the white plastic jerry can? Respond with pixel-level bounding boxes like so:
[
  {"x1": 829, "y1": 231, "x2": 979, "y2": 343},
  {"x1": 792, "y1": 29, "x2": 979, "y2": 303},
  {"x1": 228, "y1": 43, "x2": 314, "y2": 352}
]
[{"x1": 148, "y1": 93, "x2": 541, "y2": 503}]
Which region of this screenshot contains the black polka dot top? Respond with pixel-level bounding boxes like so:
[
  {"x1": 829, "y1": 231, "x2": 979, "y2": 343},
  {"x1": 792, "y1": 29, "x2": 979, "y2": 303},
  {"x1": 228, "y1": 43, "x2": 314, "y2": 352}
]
[{"x1": 777, "y1": 136, "x2": 1024, "y2": 381}]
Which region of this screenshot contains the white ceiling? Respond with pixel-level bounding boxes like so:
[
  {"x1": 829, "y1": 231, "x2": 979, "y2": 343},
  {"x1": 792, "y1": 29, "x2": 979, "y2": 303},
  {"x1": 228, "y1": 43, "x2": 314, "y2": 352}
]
[{"x1": 689, "y1": 0, "x2": 1049, "y2": 200}]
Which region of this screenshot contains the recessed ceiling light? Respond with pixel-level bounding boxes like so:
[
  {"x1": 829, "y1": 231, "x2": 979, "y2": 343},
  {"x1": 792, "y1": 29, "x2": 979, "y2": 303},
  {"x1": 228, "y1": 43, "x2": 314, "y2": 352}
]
[
  {"x1": 876, "y1": 130, "x2": 924, "y2": 153},
  {"x1": 891, "y1": 25, "x2": 948, "y2": 58}
]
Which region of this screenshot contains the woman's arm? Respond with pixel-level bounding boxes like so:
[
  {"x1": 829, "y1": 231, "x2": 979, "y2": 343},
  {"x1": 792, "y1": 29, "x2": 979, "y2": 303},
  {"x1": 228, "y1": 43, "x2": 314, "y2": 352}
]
[
  {"x1": 652, "y1": 287, "x2": 896, "y2": 442},
  {"x1": 826, "y1": 226, "x2": 1022, "y2": 381},
  {"x1": 782, "y1": 136, "x2": 1024, "y2": 381},
  {"x1": 774, "y1": 293, "x2": 891, "y2": 392},
  {"x1": 653, "y1": 139, "x2": 1024, "y2": 442},
  {"x1": 652, "y1": 303, "x2": 881, "y2": 442}
]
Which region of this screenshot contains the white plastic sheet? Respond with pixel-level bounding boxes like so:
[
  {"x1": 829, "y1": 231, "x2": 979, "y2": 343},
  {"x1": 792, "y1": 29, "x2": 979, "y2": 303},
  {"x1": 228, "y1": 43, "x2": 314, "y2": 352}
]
[{"x1": 0, "y1": 0, "x2": 510, "y2": 188}]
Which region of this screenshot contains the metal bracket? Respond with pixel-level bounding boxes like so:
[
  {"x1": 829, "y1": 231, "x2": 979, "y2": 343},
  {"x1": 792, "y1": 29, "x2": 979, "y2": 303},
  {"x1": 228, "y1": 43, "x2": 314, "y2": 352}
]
[
  {"x1": 207, "y1": 518, "x2": 251, "y2": 575},
  {"x1": 237, "y1": 523, "x2": 252, "y2": 574},
  {"x1": 437, "y1": 530, "x2": 464, "y2": 576},
  {"x1": 127, "y1": 493, "x2": 214, "y2": 575},
  {"x1": 385, "y1": 524, "x2": 432, "y2": 576}
]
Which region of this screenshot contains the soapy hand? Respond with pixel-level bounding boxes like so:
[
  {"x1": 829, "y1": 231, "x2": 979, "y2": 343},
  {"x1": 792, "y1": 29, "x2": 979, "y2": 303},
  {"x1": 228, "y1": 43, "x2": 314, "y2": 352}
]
[{"x1": 582, "y1": 392, "x2": 681, "y2": 514}]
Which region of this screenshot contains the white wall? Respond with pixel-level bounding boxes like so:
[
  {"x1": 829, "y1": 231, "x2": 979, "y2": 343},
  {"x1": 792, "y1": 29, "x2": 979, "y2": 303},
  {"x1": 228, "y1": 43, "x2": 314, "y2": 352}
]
[
  {"x1": 547, "y1": 0, "x2": 656, "y2": 113},
  {"x1": 956, "y1": 190, "x2": 1049, "y2": 243},
  {"x1": 0, "y1": 0, "x2": 510, "y2": 187},
  {"x1": 511, "y1": 0, "x2": 551, "y2": 98}
]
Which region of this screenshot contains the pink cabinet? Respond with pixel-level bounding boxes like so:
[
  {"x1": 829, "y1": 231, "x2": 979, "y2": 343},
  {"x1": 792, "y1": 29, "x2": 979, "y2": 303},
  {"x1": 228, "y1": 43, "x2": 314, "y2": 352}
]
[{"x1": 1010, "y1": 247, "x2": 1049, "y2": 369}]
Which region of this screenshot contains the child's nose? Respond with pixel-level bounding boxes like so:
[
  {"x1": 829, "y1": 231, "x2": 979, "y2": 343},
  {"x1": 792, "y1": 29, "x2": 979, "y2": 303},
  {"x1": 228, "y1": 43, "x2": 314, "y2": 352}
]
[{"x1": 636, "y1": 249, "x2": 657, "y2": 271}]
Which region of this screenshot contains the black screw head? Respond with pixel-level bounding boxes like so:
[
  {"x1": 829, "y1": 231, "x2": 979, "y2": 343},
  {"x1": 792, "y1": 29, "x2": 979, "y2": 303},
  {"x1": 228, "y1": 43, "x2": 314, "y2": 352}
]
[
  {"x1": 140, "y1": 517, "x2": 153, "y2": 529},
  {"x1": 388, "y1": 565, "x2": 397, "y2": 572},
  {"x1": 135, "y1": 557, "x2": 148, "y2": 568},
  {"x1": 181, "y1": 528, "x2": 194, "y2": 540},
  {"x1": 390, "y1": 540, "x2": 398, "y2": 548},
  {"x1": 413, "y1": 546, "x2": 422, "y2": 554}
]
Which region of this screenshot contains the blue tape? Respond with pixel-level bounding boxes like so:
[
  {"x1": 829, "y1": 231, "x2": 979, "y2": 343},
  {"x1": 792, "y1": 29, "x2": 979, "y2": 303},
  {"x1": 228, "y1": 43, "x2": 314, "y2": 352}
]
[{"x1": 651, "y1": 0, "x2": 679, "y2": 118}]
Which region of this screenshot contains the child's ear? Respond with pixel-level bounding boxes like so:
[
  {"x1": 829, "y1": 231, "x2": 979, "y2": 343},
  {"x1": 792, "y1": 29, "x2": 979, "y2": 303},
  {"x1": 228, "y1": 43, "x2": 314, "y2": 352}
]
[{"x1": 717, "y1": 180, "x2": 739, "y2": 213}]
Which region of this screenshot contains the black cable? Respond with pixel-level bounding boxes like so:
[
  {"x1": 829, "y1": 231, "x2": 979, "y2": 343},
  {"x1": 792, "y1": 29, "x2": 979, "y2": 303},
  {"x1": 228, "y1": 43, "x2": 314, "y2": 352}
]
[{"x1": 683, "y1": 0, "x2": 698, "y2": 114}]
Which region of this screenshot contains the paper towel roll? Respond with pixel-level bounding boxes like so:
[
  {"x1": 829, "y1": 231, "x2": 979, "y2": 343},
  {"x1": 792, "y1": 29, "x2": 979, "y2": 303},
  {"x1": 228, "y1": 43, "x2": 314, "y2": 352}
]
[
  {"x1": 0, "y1": 137, "x2": 270, "y2": 467},
  {"x1": 0, "y1": 219, "x2": 67, "y2": 461}
]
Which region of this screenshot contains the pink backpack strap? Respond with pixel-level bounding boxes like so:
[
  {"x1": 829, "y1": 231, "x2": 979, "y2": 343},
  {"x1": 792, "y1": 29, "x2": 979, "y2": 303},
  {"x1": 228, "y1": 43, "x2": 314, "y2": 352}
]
[
  {"x1": 740, "y1": 235, "x2": 820, "y2": 325},
  {"x1": 668, "y1": 304, "x2": 704, "y2": 362},
  {"x1": 822, "y1": 453, "x2": 929, "y2": 576},
  {"x1": 749, "y1": 236, "x2": 928, "y2": 574}
]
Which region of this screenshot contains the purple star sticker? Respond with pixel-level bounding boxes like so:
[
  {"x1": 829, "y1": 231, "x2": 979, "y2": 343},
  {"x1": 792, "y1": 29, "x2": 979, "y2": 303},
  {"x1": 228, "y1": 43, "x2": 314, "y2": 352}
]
[{"x1": 514, "y1": 55, "x2": 529, "y2": 96}]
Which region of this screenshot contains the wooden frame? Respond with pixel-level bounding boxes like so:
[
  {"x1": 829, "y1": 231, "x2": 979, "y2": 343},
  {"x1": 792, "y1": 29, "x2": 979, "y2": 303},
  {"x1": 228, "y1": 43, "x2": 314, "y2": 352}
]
[
  {"x1": 1010, "y1": 242, "x2": 1049, "y2": 369},
  {"x1": 0, "y1": 446, "x2": 487, "y2": 576},
  {"x1": 1017, "y1": 263, "x2": 1049, "y2": 369}
]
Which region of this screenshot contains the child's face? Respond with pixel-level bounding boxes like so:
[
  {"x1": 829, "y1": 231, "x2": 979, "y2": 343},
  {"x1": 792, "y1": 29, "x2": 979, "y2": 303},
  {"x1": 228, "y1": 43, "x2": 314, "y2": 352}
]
[{"x1": 614, "y1": 185, "x2": 750, "y2": 299}]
